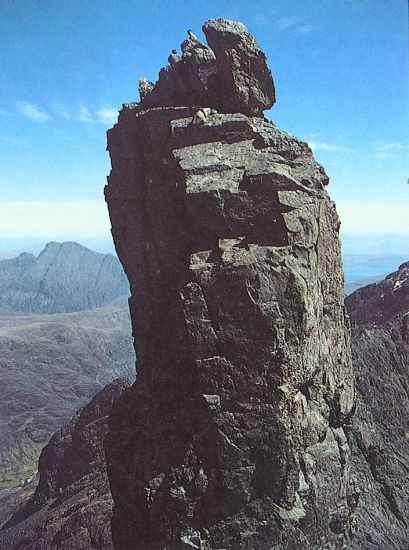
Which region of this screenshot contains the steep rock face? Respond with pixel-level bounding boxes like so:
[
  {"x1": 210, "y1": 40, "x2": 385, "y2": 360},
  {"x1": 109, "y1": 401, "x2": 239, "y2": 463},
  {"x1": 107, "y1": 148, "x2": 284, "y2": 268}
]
[
  {"x1": 0, "y1": 242, "x2": 129, "y2": 314},
  {"x1": 0, "y1": 379, "x2": 130, "y2": 549},
  {"x1": 346, "y1": 265, "x2": 409, "y2": 548},
  {"x1": 105, "y1": 18, "x2": 355, "y2": 549}
]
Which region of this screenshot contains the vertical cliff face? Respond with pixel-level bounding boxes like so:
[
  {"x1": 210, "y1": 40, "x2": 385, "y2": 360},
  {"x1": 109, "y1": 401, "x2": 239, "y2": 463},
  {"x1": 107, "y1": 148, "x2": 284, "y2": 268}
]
[{"x1": 105, "y1": 18, "x2": 355, "y2": 549}]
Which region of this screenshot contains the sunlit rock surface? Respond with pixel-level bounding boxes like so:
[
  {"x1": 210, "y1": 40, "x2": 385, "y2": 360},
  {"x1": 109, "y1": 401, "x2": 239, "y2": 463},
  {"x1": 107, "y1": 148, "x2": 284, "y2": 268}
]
[{"x1": 105, "y1": 18, "x2": 355, "y2": 549}]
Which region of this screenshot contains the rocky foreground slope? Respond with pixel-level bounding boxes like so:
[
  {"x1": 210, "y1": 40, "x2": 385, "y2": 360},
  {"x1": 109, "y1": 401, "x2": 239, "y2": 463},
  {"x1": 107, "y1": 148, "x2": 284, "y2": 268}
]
[
  {"x1": 0, "y1": 379, "x2": 130, "y2": 549},
  {"x1": 0, "y1": 241, "x2": 134, "y2": 494},
  {"x1": 0, "y1": 242, "x2": 129, "y2": 314},
  {"x1": 105, "y1": 18, "x2": 355, "y2": 549},
  {"x1": 0, "y1": 302, "x2": 135, "y2": 492},
  {"x1": 1, "y1": 263, "x2": 407, "y2": 549},
  {"x1": 346, "y1": 263, "x2": 409, "y2": 548}
]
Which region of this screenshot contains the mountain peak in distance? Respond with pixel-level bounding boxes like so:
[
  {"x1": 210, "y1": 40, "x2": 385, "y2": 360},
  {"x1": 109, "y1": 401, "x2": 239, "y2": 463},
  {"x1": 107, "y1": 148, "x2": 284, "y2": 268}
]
[{"x1": 0, "y1": 241, "x2": 129, "y2": 314}]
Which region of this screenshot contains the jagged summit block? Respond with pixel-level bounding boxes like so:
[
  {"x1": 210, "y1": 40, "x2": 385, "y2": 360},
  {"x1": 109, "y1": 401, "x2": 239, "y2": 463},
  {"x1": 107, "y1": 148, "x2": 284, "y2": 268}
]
[
  {"x1": 203, "y1": 18, "x2": 275, "y2": 115},
  {"x1": 105, "y1": 18, "x2": 355, "y2": 550},
  {"x1": 136, "y1": 17, "x2": 275, "y2": 116}
]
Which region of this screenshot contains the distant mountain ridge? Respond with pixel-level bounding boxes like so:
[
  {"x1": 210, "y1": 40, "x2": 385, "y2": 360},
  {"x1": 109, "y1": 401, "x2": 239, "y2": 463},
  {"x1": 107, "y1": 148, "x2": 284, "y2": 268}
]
[
  {"x1": 0, "y1": 241, "x2": 135, "y2": 495},
  {"x1": 347, "y1": 260, "x2": 409, "y2": 325},
  {"x1": 0, "y1": 252, "x2": 18, "y2": 261},
  {"x1": 0, "y1": 241, "x2": 129, "y2": 314}
]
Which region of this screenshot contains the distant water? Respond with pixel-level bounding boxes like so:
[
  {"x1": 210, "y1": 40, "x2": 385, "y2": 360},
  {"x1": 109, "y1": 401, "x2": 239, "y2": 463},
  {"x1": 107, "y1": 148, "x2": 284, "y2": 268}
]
[
  {"x1": 343, "y1": 254, "x2": 407, "y2": 284},
  {"x1": 341, "y1": 234, "x2": 409, "y2": 284}
]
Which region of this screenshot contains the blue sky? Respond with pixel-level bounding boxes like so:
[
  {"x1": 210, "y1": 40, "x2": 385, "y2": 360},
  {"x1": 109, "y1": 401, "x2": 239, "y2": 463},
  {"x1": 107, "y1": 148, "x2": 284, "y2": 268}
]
[{"x1": 0, "y1": 0, "x2": 408, "y2": 252}]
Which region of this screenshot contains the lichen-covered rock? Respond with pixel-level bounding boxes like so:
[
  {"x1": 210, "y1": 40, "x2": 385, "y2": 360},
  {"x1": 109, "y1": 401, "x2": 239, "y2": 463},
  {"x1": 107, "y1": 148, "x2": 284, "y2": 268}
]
[
  {"x1": 0, "y1": 379, "x2": 130, "y2": 550},
  {"x1": 104, "y1": 18, "x2": 355, "y2": 550}
]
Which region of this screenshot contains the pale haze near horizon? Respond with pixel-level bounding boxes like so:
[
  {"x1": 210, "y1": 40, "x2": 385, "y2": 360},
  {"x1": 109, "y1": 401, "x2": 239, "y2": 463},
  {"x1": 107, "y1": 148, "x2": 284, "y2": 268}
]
[{"x1": 0, "y1": 0, "x2": 408, "y2": 257}]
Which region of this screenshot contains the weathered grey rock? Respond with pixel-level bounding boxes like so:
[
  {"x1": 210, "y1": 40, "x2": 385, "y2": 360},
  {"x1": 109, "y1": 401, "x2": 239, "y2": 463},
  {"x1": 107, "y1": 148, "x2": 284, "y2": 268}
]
[
  {"x1": 0, "y1": 379, "x2": 130, "y2": 550},
  {"x1": 139, "y1": 77, "x2": 155, "y2": 100},
  {"x1": 104, "y1": 18, "x2": 355, "y2": 549},
  {"x1": 203, "y1": 18, "x2": 275, "y2": 116},
  {"x1": 346, "y1": 265, "x2": 409, "y2": 548},
  {"x1": 168, "y1": 50, "x2": 181, "y2": 67},
  {"x1": 136, "y1": 18, "x2": 274, "y2": 116}
]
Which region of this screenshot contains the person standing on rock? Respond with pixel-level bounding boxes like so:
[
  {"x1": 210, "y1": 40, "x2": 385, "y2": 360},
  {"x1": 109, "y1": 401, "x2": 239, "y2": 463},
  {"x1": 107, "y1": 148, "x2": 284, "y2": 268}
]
[
  {"x1": 181, "y1": 29, "x2": 207, "y2": 60},
  {"x1": 168, "y1": 49, "x2": 180, "y2": 66},
  {"x1": 187, "y1": 29, "x2": 206, "y2": 48}
]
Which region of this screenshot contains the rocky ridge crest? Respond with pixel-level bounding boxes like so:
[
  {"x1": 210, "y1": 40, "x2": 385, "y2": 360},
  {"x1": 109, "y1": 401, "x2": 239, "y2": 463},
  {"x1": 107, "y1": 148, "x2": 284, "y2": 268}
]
[{"x1": 137, "y1": 18, "x2": 275, "y2": 117}]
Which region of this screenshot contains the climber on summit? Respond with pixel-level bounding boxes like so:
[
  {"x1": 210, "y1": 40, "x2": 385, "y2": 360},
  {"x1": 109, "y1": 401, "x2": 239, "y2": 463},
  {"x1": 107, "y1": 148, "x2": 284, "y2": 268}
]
[
  {"x1": 187, "y1": 29, "x2": 205, "y2": 47},
  {"x1": 188, "y1": 29, "x2": 198, "y2": 40},
  {"x1": 168, "y1": 49, "x2": 180, "y2": 67}
]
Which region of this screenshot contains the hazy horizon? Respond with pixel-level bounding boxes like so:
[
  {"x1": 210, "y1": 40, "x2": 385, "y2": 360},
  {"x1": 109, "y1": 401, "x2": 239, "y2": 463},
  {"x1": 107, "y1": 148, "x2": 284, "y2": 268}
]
[
  {"x1": 1, "y1": 232, "x2": 409, "y2": 287},
  {"x1": 1, "y1": 1, "x2": 408, "y2": 263}
]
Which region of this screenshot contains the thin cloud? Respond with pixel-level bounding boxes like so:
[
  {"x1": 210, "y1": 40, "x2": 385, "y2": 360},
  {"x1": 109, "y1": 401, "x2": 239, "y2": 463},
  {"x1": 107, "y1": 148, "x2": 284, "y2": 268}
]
[
  {"x1": 275, "y1": 16, "x2": 302, "y2": 32},
  {"x1": 338, "y1": 202, "x2": 409, "y2": 236},
  {"x1": 16, "y1": 100, "x2": 122, "y2": 126},
  {"x1": 52, "y1": 103, "x2": 70, "y2": 119},
  {"x1": 252, "y1": 12, "x2": 269, "y2": 27},
  {"x1": 77, "y1": 104, "x2": 117, "y2": 125},
  {"x1": 376, "y1": 152, "x2": 395, "y2": 160},
  {"x1": 0, "y1": 108, "x2": 8, "y2": 116},
  {"x1": 375, "y1": 142, "x2": 407, "y2": 159},
  {"x1": 78, "y1": 105, "x2": 94, "y2": 123},
  {"x1": 16, "y1": 101, "x2": 50, "y2": 122},
  {"x1": 298, "y1": 24, "x2": 314, "y2": 34},
  {"x1": 0, "y1": 200, "x2": 110, "y2": 238},
  {"x1": 377, "y1": 142, "x2": 403, "y2": 151},
  {"x1": 308, "y1": 141, "x2": 354, "y2": 154},
  {"x1": 274, "y1": 16, "x2": 313, "y2": 34},
  {"x1": 96, "y1": 106, "x2": 118, "y2": 125}
]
